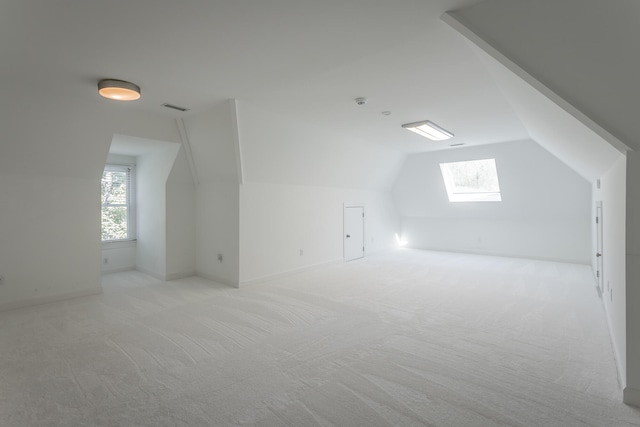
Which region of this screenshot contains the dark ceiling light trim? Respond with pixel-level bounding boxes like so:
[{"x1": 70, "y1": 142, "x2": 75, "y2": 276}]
[
  {"x1": 98, "y1": 79, "x2": 141, "y2": 101},
  {"x1": 162, "y1": 103, "x2": 190, "y2": 112},
  {"x1": 401, "y1": 120, "x2": 454, "y2": 141}
]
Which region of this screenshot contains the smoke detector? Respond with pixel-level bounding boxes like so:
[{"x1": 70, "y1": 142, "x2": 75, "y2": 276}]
[{"x1": 355, "y1": 97, "x2": 367, "y2": 106}]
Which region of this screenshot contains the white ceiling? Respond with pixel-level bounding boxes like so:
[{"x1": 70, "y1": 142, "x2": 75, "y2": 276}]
[
  {"x1": 1, "y1": 0, "x2": 530, "y2": 154},
  {"x1": 448, "y1": 0, "x2": 640, "y2": 152},
  {"x1": 110, "y1": 134, "x2": 179, "y2": 157}
]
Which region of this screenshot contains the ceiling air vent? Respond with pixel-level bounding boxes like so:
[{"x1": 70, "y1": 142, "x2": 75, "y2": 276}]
[{"x1": 162, "y1": 103, "x2": 190, "y2": 112}]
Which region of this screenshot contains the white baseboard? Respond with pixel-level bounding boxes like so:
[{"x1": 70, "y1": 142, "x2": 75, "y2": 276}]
[
  {"x1": 102, "y1": 266, "x2": 136, "y2": 275},
  {"x1": 602, "y1": 297, "x2": 626, "y2": 390},
  {"x1": 0, "y1": 287, "x2": 103, "y2": 313},
  {"x1": 196, "y1": 271, "x2": 239, "y2": 289},
  {"x1": 623, "y1": 387, "x2": 640, "y2": 407},
  {"x1": 406, "y1": 245, "x2": 590, "y2": 266},
  {"x1": 165, "y1": 270, "x2": 197, "y2": 281},
  {"x1": 240, "y1": 258, "x2": 342, "y2": 287},
  {"x1": 127, "y1": 267, "x2": 196, "y2": 282},
  {"x1": 135, "y1": 266, "x2": 166, "y2": 281}
]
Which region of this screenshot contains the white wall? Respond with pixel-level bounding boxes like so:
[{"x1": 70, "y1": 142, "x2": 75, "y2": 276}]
[
  {"x1": 593, "y1": 156, "x2": 627, "y2": 388},
  {"x1": 626, "y1": 151, "x2": 640, "y2": 403},
  {"x1": 239, "y1": 182, "x2": 399, "y2": 283},
  {"x1": 393, "y1": 140, "x2": 591, "y2": 263},
  {"x1": 237, "y1": 101, "x2": 405, "y2": 190},
  {"x1": 185, "y1": 102, "x2": 240, "y2": 287},
  {"x1": 0, "y1": 174, "x2": 103, "y2": 309},
  {"x1": 135, "y1": 143, "x2": 180, "y2": 279},
  {"x1": 185, "y1": 100, "x2": 404, "y2": 286},
  {"x1": 166, "y1": 148, "x2": 197, "y2": 280},
  {"x1": 196, "y1": 184, "x2": 239, "y2": 286},
  {"x1": 235, "y1": 100, "x2": 403, "y2": 284},
  {"x1": 102, "y1": 243, "x2": 136, "y2": 274},
  {"x1": 0, "y1": 93, "x2": 180, "y2": 310}
]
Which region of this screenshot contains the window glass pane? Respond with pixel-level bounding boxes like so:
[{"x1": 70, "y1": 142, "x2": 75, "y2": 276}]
[
  {"x1": 102, "y1": 206, "x2": 128, "y2": 240},
  {"x1": 102, "y1": 170, "x2": 128, "y2": 205},
  {"x1": 445, "y1": 159, "x2": 500, "y2": 193},
  {"x1": 440, "y1": 158, "x2": 502, "y2": 202},
  {"x1": 101, "y1": 166, "x2": 131, "y2": 241}
]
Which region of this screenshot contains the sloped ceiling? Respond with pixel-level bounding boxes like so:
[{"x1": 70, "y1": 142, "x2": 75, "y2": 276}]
[
  {"x1": 1, "y1": 0, "x2": 527, "y2": 157},
  {"x1": 470, "y1": 46, "x2": 622, "y2": 181},
  {"x1": 447, "y1": 0, "x2": 640, "y2": 151},
  {"x1": 244, "y1": 20, "x2": 528, "y2": 154},
  {"x1": 442, "y1": 0, "x2": 635, "y2": 180},
  {"x1": 4, "y1": 0, "x2": 629, "y2": 187}
]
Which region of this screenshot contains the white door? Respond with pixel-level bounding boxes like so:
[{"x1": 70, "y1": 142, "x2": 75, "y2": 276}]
[
  {"x1": 596, "y1": 202, "x2": 604, "y2": 293},
  {"x1": 344, "y1": 206, "x2": 364, "y2": 261}
]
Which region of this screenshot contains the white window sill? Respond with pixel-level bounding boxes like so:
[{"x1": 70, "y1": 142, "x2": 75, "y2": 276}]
[{"x1": 102, "y1": 239, "x2": 137, "y2": 249}]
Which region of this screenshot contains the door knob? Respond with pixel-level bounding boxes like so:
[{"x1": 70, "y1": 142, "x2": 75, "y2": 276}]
[
  {"x1": 346, "y1": 235, "x2": 351, "y2": 238},
  {"x1": 596, "y1": 253, "x2": 602, "y2": 257}
]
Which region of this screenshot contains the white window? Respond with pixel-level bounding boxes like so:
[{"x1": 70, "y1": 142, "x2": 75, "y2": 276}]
[
  {"x1": 101, "y1": 165, "x2": 135, "y2": 241},
  {"x1": 439, "y1": 158, "x2": 502, "y2": 202}
]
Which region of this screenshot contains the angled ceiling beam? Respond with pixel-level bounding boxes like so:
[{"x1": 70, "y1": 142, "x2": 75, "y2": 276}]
[
  {"x1": 229, "y1": 99, "x2": 245, "y2": 185},
  {"x1": 176, "y1": 118, "x2": 200, "y2": 187}
]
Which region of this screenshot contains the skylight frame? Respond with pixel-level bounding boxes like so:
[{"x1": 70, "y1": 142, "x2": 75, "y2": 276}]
[{"x1": 439, "y1": 158, "x2": 502, "y2": 203}]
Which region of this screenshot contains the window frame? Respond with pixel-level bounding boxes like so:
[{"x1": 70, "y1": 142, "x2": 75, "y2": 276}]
[
  {"x1": 439, "y1": 158, "x2": 502, "y2": 203},
  {"x1": 101, "y1": 164, "x2": 136, "y2": 242}
]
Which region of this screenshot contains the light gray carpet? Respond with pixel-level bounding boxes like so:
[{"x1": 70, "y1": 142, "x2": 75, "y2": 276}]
[{"x1": 1, "y1": 249, "x2": 639, "y2": 426}]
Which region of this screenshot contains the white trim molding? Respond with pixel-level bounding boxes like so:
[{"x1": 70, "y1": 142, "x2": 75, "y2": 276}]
[
  {"x1": 0, "y1": 287, "x2": 103, "y2": 313},
  {"x1": 623, "y1": 387, "x2": 640, "y2": 408},
  {"x1": 197, "y1": 271, "x2": 240, "y2": 289},
  {"x1": 177, "y1": 117, "x2": 200, "y2": 187},
  {"x1": 228, "y1": 98, "x2": 245, "y2": 185},
  {"x1": 240, "y1": 259, "x2": 342, "y2": 287},
  {"x1": 165, "y1": 270, "x2": 197, "y2": 281}
]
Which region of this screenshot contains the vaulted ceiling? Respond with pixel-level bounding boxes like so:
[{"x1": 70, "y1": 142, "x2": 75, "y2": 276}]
[
  {"x1": 1, "y1": 0, "x2": 527, "y2": 154},
  {"x1": 1, "y1": 0, "x2": 634, "y2": 182}
]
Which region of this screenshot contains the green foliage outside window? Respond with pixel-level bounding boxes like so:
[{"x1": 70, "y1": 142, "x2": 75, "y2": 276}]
[
  {"x1": 101, "y1": 168, "x2": 129, "y2": 241},
  {"x1": 447, "y1": 159, "x2": 500, "y2": 194},
  {"x1": 440, "y1": 158, "x2": 502, "y2": 202}
]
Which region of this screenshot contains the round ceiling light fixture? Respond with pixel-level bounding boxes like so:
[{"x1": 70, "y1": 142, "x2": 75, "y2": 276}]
[{"x1": 98, "y1": 79, "x2": 141, "y2": 101}]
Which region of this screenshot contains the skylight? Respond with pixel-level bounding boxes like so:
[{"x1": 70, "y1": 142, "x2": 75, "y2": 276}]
[{"x1": 439, "y1": 158, "x2": 502, "y2": 202}]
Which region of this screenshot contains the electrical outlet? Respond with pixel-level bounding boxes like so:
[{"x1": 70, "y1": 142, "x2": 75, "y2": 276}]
[
  {"x1": 103, "y1": 257, "x2": 109, "y2": 265},
  {"x1": 299, "y1": 249, "x2": 304, "y2": 256},
  {"x1": 217, "y1": 254, "x2": 223, "y2": 262}
]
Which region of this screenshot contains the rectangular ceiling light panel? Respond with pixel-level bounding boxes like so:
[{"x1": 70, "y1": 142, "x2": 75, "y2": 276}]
[{"x1": 402, "y1": 120, "x2": 454, "y2": 141}]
